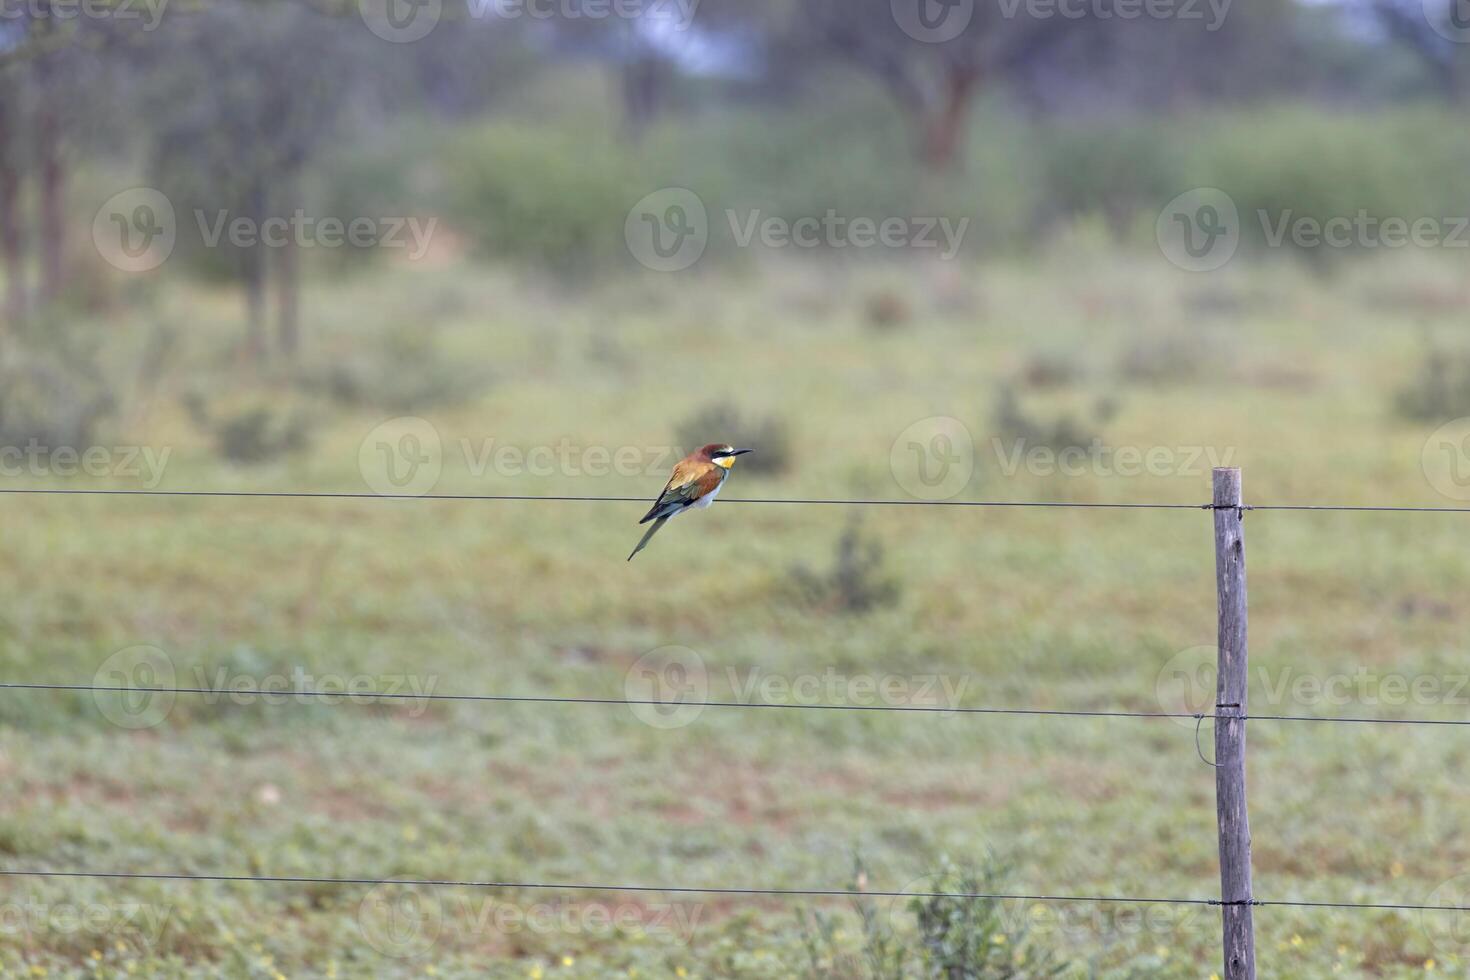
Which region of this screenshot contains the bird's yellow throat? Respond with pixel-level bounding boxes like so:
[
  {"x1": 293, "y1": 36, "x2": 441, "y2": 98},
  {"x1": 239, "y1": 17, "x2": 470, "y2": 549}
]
[{"x1": 716, "y1": 456, "x2": 737, "y2": 469}]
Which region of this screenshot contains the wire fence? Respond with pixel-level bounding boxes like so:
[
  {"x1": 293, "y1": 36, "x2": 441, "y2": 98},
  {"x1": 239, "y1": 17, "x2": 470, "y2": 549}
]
[
  {"x1": 5, "y1": 485, "x2": 1470, "y2": 512},
  {"x1": 10, "y1": 681, "x2": 1470, "y2": 727},
  {"x1": 4, "y1": 869, "x2": 1470, "y2": 915},
  {"x1": 5, "y1": 479, "x2": 1470, "y2": 966}
]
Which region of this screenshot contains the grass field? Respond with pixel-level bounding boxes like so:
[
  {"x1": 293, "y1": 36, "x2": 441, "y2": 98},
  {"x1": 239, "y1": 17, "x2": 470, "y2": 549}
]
[{"x1": 3, "y1": 246, "x2": 1470, "y2": 977}]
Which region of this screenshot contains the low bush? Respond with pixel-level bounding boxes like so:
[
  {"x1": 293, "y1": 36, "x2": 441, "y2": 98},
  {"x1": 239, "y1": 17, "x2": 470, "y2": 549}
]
[
  {"x1": 184, "y1": 394, "x2": 313, "y2": 465},
  {"x1": 1394, "y1": 344, "x2": 1470, "y2": 423},
  {"x1": 991, "y1": 385, "x2": 1117, "y2": 456},
  {"x1": 788, "y1": 521, "x2": 901, "y2": 615},
  {"x1": 799, "y1": 856, "x2": 1069, "y2": 979}
]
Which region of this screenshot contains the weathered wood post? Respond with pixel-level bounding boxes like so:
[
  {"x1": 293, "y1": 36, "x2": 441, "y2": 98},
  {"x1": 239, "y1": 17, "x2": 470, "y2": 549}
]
[{"x1": 1212, "y1": 467, "x2": 1256, "y2": 979}]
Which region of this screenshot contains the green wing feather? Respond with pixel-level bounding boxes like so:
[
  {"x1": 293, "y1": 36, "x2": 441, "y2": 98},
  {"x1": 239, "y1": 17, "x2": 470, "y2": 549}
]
[{"x1": 627, "y1": 516, "x2": 670, "y2": 561}]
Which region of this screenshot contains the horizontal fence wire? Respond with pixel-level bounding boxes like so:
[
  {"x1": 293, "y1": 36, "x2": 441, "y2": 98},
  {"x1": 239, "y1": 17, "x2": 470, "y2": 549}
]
[
  {"x1": 0, "y1": 870, "x2": 1210, "y2": 905},
  {"x1": 0, "y1": 682, "x2": 1201, "y2": 720},
  {"x1": 1, "y1": 869, "x2": 1468, "y2": 914},
  {"x1": 8, "y1": 682, "x2": 1470, "y2": 728},
  {"x1": 3, "y1": 487, "x2": 1470, "y2": 512},
  {"x1": 0, "y1": 488, "x2": 1204, "y2": 508}
]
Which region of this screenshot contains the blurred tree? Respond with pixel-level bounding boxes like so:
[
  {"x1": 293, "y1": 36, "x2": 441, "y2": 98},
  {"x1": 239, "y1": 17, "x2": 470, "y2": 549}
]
[
  {"x1": 1365, "y1": 0, "x2": 1470, "y2": 103},
  {"x1": 0, "y1": 0, "x2": 154, "y2": 325},
  {"x1": 32, "y1": 10, "x2": 64, "y2": 306},
  {"x1": 985, "y1": 0, "x2": 1301, "y2": 115},
  {"x1": 148, "y1": 0, "x2": 364, "y2": 361},
  {"x1": 797, "y1": 0, "x2": 1088, "y2": 171},
  {"x1": 530, "y1": 5, "x2": 684, "y2": 140},
  {"x1": 0, "y1": 81, "x2": 23, "y2": 328}
]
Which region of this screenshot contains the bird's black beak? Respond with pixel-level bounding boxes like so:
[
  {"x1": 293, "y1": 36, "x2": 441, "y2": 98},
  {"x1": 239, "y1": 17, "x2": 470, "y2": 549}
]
[{"x1": 732, "y1": 448, "x2": 753, "y2": 456}]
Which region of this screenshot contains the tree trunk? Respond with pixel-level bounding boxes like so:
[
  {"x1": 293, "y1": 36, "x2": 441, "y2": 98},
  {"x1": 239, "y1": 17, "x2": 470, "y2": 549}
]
[
  {"x1": 242, "y1": 247, "x2": 266, "y2": 361},
  {"x1": 276, "y1": 234, "x2": 298, "y2": 359},
  {"x1": 620, "y1": 55, "x2": 668, "y2": 142},
  {"x1": 1451, "y1": 46, "x2": 1470, "y2": 106},
  {"x1": 33, "y1": 20, "x2": 64, "y2": 306},
  {"x1": 920, "y1": 65, "x2": 981, "y2": 172},
  {"x1": 241, "y1": 181, "x2": 268, "y2": 362},
  {"x1": 0, "y1": 90, "x2": 25, "y2": 330}
]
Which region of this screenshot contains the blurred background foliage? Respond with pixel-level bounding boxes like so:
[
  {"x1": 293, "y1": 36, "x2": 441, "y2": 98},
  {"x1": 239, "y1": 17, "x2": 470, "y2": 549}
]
[{"x1": 2, "y1": 0, "x2": 1470, "y2": 318}]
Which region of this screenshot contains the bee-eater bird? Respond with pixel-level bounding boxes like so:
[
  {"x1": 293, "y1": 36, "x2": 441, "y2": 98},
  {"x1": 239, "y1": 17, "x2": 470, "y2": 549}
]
[{"x1": 627, "y1": 443, "x2": 753, "y2": 561}]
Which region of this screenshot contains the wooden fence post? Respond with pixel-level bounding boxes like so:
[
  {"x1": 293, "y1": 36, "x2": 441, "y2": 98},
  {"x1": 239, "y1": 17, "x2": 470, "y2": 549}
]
[{"x1": 1212, "y1": 467, "x2": 1256, "y2": 979}]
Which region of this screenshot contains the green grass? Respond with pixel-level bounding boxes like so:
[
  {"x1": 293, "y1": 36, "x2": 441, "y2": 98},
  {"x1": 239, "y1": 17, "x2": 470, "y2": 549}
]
[{"x1": 2, "y1": 246, "x2": 1470, "y2": 977}]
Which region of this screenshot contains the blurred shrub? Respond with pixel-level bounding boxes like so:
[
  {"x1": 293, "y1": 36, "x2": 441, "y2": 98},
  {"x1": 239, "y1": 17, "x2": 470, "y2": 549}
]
[
  {"x1": 675, "y1": 402, "x2": 792, "y2": 476},
  {"x1": 132, "y1": 98, "x2": 1470, "y2": 284},
  {"x1": 1021, "y1": 350, "x2": 1084, "y2": 389},
  {"x1": 184, "y1": 395, "x2": 312, "y2": 465},
  {"x1": 0, "y1": 321, "x2": 116, "y2": 450},
  {"x1": 640, "y1": 92, "x2": 1035, "y2": 260},
  {"x1": 1033, "y1": 106, "x2": 1470, "y2": 264},
  {"x1": 864, "y1": 289, "x2": 912, "y2": 331},
  {"x1": 1191, "y1": 107, "x2": 1470, "y2": 260},
  {"x1": 1115, "y1": 330, "x2": 1209, "y2": 386},
  {"x1": 441, "y1": 122, "x2": 637, "y2": 273},
  {"x1": 789, "y1": 521, "x2": 900, "y2": 615},
  {"x1": 799, "y1": 856, "x2": 1067, "y2": 979},
  {"x1": 294, "y1": 330, "x2": 491, "y2": 413},
  {"x1": 652, "y1": 95, "x2": 922, "y2": 247},
  {"x1": 911, "y1": 860, "x2": 1067, "y2": 979},
  {"x1": 1394, "y1": 344, "x2": 1470, "y2": 422},
  {"x1": 310, "y1": 120, "x2": 446, "y2": 251},
  {"x1": 991, "y1": 385, "x2": 1117, "y2": 455},
  {"x1": 1039, "y1": 119, "x2": 1185, "y2": 235}
]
